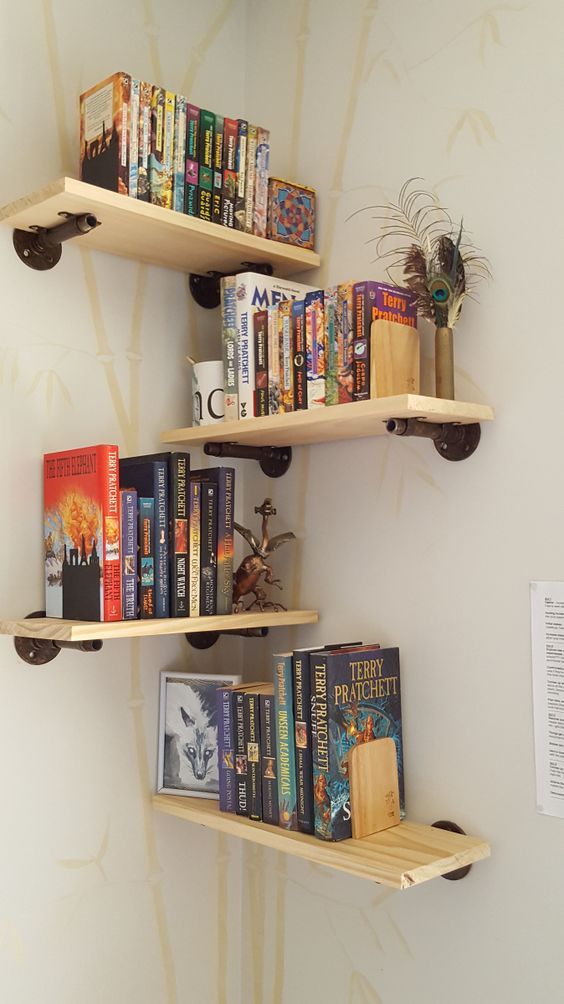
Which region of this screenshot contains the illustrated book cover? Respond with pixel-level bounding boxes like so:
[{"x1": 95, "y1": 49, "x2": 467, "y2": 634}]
[
  {"x1": 80, "y1": 72, "x2": 131, "y2": 195},
  {"x1": 44, "y1": 444, "x2": 121, "y2": 621}
]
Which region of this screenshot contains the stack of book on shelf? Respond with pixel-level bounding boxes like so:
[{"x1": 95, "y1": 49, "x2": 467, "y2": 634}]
[
  {"x1": 79, "y1": 71, "x2": 270, "y2": 235},
  {"x1": 220, "y1": 274, "x2": 420, "y2": 423},
  {"x1": 217, "y1": 642, "x2": 404, "y2": 842},
  {"x1": 43, "y1": 445, "x2": 235, "y2": 622}
]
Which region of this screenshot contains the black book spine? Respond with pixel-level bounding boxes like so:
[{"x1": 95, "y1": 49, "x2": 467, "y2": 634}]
[
  {"x1": 212, "y1": 113, "x2": 224, "y2": 225},
  {"x1": 200, "y1": 482, "x2": 217, "y2": 616},
  {"x1": 244, "y1": 692, "x2": 262, "y2": 821},
  {"x1": 260, "y1": 693, "x2": 279, "y2": 825},
  {"x1": 293, "y1": 651, "x2": 314, "y2": 833},
  {"x1": 234, "y1": 692, "x2": 248, "y2": 816},
  {"x1": 254, "y1": 309, "x2": 268, "y2": 417},
  {"x1": 170, "y1": 452, "x2": 190, "y2": 617},
  {"x1": 292, "y1": 299, "x2": 308, "y2": 411}
]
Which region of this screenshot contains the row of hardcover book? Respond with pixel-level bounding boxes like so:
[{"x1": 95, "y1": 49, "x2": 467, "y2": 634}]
[
  {"x1": 79, "y1": 71, "x2": 269, "y2": 233},
  {"x1": 217, "y1": 642, "x2": 404, "y2": 842},
  {"x1": 220, "y1": 272, "x2": 418, "y2": 422},
  {"x1": 44, "y1": 445, "x2": 235, "y2": 622}
]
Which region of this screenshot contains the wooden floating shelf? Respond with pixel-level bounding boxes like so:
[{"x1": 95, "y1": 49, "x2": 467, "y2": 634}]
[
  {"x1": 0, "y1": 177, "x2": 320, "y2": 278},
  {"x1": 153, "y1": 794, "x2": 490, "y2": 889},
  {"x1": 162, "y1": 395, "x2": 495, "y2": 449},
  {"x1": 0, "y1": 609, "x2": 318, "y2": 643}
]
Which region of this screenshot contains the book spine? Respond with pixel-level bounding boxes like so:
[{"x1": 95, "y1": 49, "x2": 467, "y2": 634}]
[
  {"x1": 150, "y1": 87, "x2": 165, "y2": 207},
  {"x1": 254, "y1": 309, "x2": 269, "y2": 417},
  {"x1": 267, "y1": 304, "x2": 281, "y2": 415},
  {"x1": 215, "y1": 468, "x2": 235, "y2": 615},
  {"x1": 170, "y1": 452, "x2": 190, "y2": 617},
  {"x1": 305, "y1": 290, "x2": 326, "y2": 408},
  {"x1": 234, "y1": 691, "x2": 248, "y2": 816},
  {"x1": 118, "y1": 75, "x2": 131, "y2": 195},
  {"x1": 352, "y1": 282, "x2": 370, "y2": 400},
  {"x1": 311, "y1": 653, "x2": 332, "y2": 839},
  {"x1": 236, "y1": 276, "x2": 255, "y2": 421},
  {"x1": 292, "y1": 299, "x2": 307, "y2": 411},
  {"x1": 260, "y1": 693, "x2": 279, "y2": 825},
  {"x1": 200, "y1": 482, "x2": 217, "y2": 616},
  {"x1": 189, "y1": 479, "x2": 201, "y2": 616},
  {"x1": 233, "y1": 119, "x2": 248, "y2": 231},
  {"x1": 244, "y1": 692, "x2": 262, "y2": 821},
  {"x1": 153, "y1": 462, "x2": 169, "y2": 618},
  {"x1": 221, "y1": 117, "x2": 238, "y2": 228},
  {"x1": 198, "y1": 109, "x2": 215, "y2": 223},
  {"x1": 163, "y1": 91, "x2": 175, "y2": 211},
  {"x1": 120, "y1": 489, "x2": 138, "y2": 620},
  {"x1": 139, "y1": 497, "x2": 155, "y2": 619},
  {"x1": 253, "y1": 127, "x2": 270, "y2": 238},
  {"x1": 324, "y1": 285, "x2": 338, "y2": 406},
  {"x1": 212, "y1": 113, "x2": 224, "y2": 225},
  {"x1": 274, "y1": 654, "x2": 299, "y2": 830},
  {"x1": 293, "y1": 652, "x2": 314, "y2": 834},
  {"x1": 220, "y1": 275, "x2": 239, "y2": 421},
  {"x1": 336, "y1": 282, "x2": 354, "y2": 404},
  {"x1": 184, "y1": 103, "x2": 200, "y2": 216},
  {"x1": 217, "y1": 687, "x2": 237, "y2": 812},
  {"x1": 173, "y1": 95, "x2": 187, "y2": 213},
  {"x1": 102, "y1": 445, "x2": 121, "y2": 621},
  {"x1": 137, "y1": 81, "x2": 152, "y2": 202},
  {"x1": 278, "y1": 299, "x2": 294, "y2": 413},
  {"x1": 129, "y1": 79, "x2": 140, "y2": 199},
  {"x1": 244, "y1": 124, "x2": 257, "y2": 234}
]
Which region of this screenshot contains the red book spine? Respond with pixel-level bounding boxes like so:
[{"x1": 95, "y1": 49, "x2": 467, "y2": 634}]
[{"x1": 101, "y1": 445, "x2": 122, "y2": 621}]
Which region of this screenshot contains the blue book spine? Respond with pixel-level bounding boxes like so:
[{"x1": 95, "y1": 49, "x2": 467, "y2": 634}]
[
  {"x1": 217, "y1": 687, "x2": 237, "y2": 812},
  {"x1": 173, "y1": 95, "x2": 187, "y2": 212},
  {"x1": 120, "y1": 489, "x2": 138, "y2": 619},
  {"x1": 273, "y1": 653, "x2": 298, "y2": 830},
  {"x1": 293, "y1": 650, "x2": 314, "y2": 834},
  {"x1": 138, "y1": 497, "x2": 155, "y2": 619},
  {"x1": 153, "y1": 461, "x2": 169, "y2": 617}
]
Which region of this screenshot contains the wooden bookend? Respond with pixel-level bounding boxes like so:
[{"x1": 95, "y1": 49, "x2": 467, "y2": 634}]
[
  {"x1": 349, "y1": 737, "x2": 401, "y2": 839},
  {"x1": 370, "y1": 319, "x2": 420, "y2": 397}
]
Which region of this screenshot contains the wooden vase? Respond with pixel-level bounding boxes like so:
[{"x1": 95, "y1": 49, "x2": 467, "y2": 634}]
[{"x1": 435, "y1": 326, "x2": 454, "y2": 400}]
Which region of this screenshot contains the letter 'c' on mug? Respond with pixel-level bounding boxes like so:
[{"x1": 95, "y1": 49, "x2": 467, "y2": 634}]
[{"x1": 191, "y1": 361, "x2": 225, "y2": 426}]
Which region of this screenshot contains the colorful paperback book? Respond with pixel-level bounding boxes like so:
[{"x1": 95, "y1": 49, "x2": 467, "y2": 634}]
[
  {"x1": 44, "y1": 445, "x2": 121, "y2": 621},
  {"x1": 267, "y1": 304, "x2": 281, "y2": 415},
  {"x1": 191, "y1": 467, "x2": 234, "y2": 615},
  {"x1": 198, "y1": 108, "x2": 215, "y2": 222},
  {"x1": 253, "y1": 309, "x2": 269, "y2": 417},
  {"x1": 119, "y1": 456, "x2": 169, "y2": 618},
  {"x1": 189, "y1": 478, "x2": 201, "y2": 616},
  {"x1": 200, "y1": 482, "x2": 217, "y2": 616},
  {"x1": 128, "y1": 79, "x2": 140, "y2": 198},
  {"x1": 120, "y1": 489, "x2": 138, "y2": 619},
  {"x1": 233, "y1": 119, "x2": 248, "y2": 231},
  {"x1": 173, "y1": 94, "x2": 188, "y2": 213},
  {"x1": 220, "y1": 275, "x2": 239, "y2": 420},
  {"x1": 253, "y1": 127, "x2": 270, "y2": 238},
  {"x1": 80, "y1": 72, "x2": 131, "y2": 195},
  {"x1": 221, "y1": 117, "x2": 238, "y2": 228},
  {"x1": 305, "y1": 290, "x2": 325, "y2": 408},
  {"x1": 324, "y1": 285, "x2": 339, "y2": 406},
  {"x1": 311, "y1": 645, "x2": 404, "y2": 842},
  {"x1": 235, "y1": 272, "x2": 315, "y2": 421},
  {"x1": 273, "y1": 652, "x2": 299, "y2": 830},
  {"x1": 352, "y1": 282, "x2": 417, "y2": 400},
  {"x1": 336, "y1": 282, "x2": 354, "y2": 404},
  {"x1": 234, "y1": 690, "x2": 248, "y2": 815},
  {"x1": 137, "y1": 81, "x2": 152, "y2": 202},
  {"x1": 184, "y1": 103, "x2": 200, "y2": 216},
  {"x1": 278, "y1": 299, "x2": 294, "y2": 412},
  {"x1": 244, "y1": 124, "x2": 257, "y2": 234},
  {"x1": 244, "y1": 690, "x2": 263, "y2": 820},
  {"x1": 217, "y1": 686, "x2": 237, "y2": 812},
  {"x1": 212, "y1": 113, "x2": 224, "y2": 225},
  {"x1": 138, "y1": 497, "x2": 155, "y2": 618},
  {"x1": 260, "y1": 692, "x2": 279, "y2": 825},
  {"x1": 150, "y1": 87, "x2": 174, "y2": 210},
  {"x1": 292, "y1": 299, "x2": 307, "y2": 411}
]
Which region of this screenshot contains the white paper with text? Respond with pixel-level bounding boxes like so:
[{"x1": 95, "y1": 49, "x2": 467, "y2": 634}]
[{"x1": 531, "y1": 581, "x2": 564, "y2": 817}]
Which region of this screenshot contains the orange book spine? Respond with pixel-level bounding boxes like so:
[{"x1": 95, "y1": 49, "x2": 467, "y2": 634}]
[{"x1": 101, "y1": 445, "x2": 122, "y2": 621}]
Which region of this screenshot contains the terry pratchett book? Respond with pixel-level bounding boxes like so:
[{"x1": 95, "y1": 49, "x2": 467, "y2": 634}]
[{"x1": 44, "y1": 445, "x2": 121, "y2": 621}]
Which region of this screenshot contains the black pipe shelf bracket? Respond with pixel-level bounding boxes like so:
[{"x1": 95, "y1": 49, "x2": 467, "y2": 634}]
[
  {"x1": 204, "y1": 441, "x2": 292, "y2": 478},
  {"x1": 14, "y1": 612, "x2": 103, "y2": 666},
  {"x1": 189, "y1": 261, "x2": 274, "y2": 309},
  {"x1": 13, "y1": 212, "x2": 101, "y2": 270},
  {"x1": 187, "y1": 626, "x2": 269, "y2": 650},
  {"x1": 386, "y1": 417, "x2": 481, "y2": 462},
  {"x1": 432, "y1": 820, "x2": 474, "y2": 880}
]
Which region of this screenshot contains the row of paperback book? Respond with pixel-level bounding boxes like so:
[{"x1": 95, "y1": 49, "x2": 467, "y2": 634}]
[
  {"x1": 220, "y1": 272, "x2": 418, "y2": 422},
  {"x1": 217, "y1": 642, "x2": 404, "y2": 842},
  {"x1": 79, "y1": 71, "x2": 270, "y2": 233},
  {"x1": 44, "y1": 445, "x2": 235, "y2": 622}
]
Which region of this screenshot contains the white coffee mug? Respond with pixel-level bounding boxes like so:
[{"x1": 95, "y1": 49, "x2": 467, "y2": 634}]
[{"x1": 191, "y1": 360, "x2": 225, "y2": 426}]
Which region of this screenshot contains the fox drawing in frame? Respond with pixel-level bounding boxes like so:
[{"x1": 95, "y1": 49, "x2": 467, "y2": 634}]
[{"x1": 158, "y1": 672, "x2": 241, "y2": 798}]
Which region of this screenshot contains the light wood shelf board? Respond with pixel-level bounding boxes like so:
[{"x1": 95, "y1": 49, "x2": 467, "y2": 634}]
[
  {"x1": 0, "y1": 609, "x2": 318, "y2": 643},
  {"x1": 162, "y1": 395, "x2": 495, "y2": 449},
  {"x1": 0, "y1": 177, "x2": 320, "y2": 277},
  {"x1": 153, "y1": 794, "x2": 490, "y2": 889}
]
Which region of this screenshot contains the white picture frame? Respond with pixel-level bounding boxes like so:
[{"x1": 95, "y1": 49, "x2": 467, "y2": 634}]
[{"x1": 157, "y1": 670, "x2": 242, "y2": 798}]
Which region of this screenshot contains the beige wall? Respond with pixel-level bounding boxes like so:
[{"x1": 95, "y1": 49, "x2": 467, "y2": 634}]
[{"x1": 2, "y1": 1, "x2": 562, "y2": 1002}]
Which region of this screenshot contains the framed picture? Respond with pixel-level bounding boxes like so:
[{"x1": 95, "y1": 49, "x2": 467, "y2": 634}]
[{"x1": 157, "y1": 670, "x2": 241, "y2": 798}]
